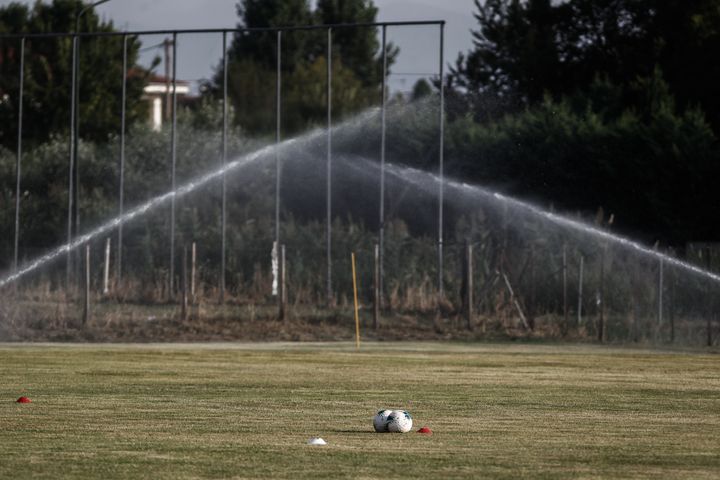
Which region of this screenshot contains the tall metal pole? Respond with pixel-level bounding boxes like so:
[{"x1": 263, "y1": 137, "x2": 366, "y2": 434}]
[
  {"x1": 169, "y1": 32, "x2": 177, "y2": 295},
  {"x1": 220, "y1": 30, "x2": 228, "y2": 303},
  {"x1": 326, "y1": 27, "x2": 333, "y2": 305},
  {"x1": 117, "y1": 34, "x2": 127, "y2": 284},
  {"x1": 275, "y1": 30, "x2": 281, "y2": 246},
  {"x1": 67, "y1": 34, "x2": 78, "y2": 288},
  {"x1": 379, "y1": 25, "x2": 387, "y2": 305},
  {"x1": 437, "y1": 23, "x2": 445, "y2": 294},
  {"x1": 73, "y1": 35, "x2": 81, "y2": 241},
  {"x1": 13, "y1": 37, "x2": 25, "y2": 274},
  {"x1": 73, "y1": 0, "x2": 112, "y2": 248}
]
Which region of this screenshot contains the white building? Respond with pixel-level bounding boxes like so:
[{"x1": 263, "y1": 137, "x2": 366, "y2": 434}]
[{"x1": 143, "y1": 74, "x2": 191, "y2": 131}]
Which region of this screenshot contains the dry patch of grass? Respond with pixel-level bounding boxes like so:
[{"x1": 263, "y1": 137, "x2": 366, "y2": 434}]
[{"x1": 0, "y1": 343, "x2": 718, "y2": 479}]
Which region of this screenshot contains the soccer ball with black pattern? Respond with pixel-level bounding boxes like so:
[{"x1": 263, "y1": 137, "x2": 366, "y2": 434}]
[
  {"x1": 386, "y1": 410, "x2": 413, "y2": 433},
  {"x1": 373, "y1": 409, "x2": 392, "y2": 432}
]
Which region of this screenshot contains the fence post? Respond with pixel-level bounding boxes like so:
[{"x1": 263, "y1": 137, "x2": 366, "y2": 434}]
[
  {"x1": 598, "y1": 245, "x2": 605, "y2": 343},
  {"x1": 562, "y1": 243, "x2": 568, "y2": 334},
  {"x1": 191, "y1": 241, "x2": 197, "y2": 302},
  {"x1": 103, "y1": 237, "x2": 111, "y2": 295},
  {"x1": 668, "y1": 249, "x2": 675, "y2": 343},
  {"x1": 83, "y1": 244, "x2": 90, "y2": 325},
  {"x1": 705, "y1": 247, "x2": 712, "y2": 347},
  {"x1": 529, "y1": 243, "x2": 536, "y2": 328},
  {"x1": 465, "y1": 241, "x2": 474, "y2": 330},
  {"x1": 181, "y1": 245, "x2": 188, "y2": 321},
  {"x1": 577, "y1": 255, "x2": 584, "y2": 328},
  {"x1": 279, "y1": 244, "x2": 287, "y2": 321},
  {"x1": 657, "y1": 256, "x2": 664, "y2": 342},
  {"x1": 373, "y1": 243, "x2": 380, "y2": 330}
]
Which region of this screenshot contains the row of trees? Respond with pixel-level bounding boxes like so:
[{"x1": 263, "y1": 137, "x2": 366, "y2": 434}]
[
  {"x1": 0, "y1": 0, "x2": 394, "y2": 148},
  {"x1": 0, "y1": 0, "x2": 147, "y2": 147},
  {"x1": 206, "y1": 0, "x2": 397, "y2": 134},
  {"x1": 1, "y1": 0, "x2": 719, "y2": 261},
  {"x1": 441, "y1": 0, "x2": 720, "y2": 245}
]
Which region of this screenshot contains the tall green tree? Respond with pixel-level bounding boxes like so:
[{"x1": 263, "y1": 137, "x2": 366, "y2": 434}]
[
  {"x1": 210, "y1": 0, "x2": 396, "y2": 135},
  {"x1": 452, "y1": 0, "x2": 720, "y2": 129},
  {"x1": 0, "y1": 0, "x2": 147, "y2": 148}
]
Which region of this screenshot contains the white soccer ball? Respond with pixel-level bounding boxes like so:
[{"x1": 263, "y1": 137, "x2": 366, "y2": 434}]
[
  {"x1": 373, "y1": 409, "x2": 392, "y2": 432},
  {"x1": 386, "y1": 410, "x2": 413, "y2": 433}
]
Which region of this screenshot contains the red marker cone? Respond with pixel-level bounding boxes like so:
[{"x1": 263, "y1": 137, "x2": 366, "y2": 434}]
[
  {"x1": 16, "y1": 396, "x2": 31, "y2": 403},
  {"x1": 417, "y1": 426, "x2": 432, "y2": 435}
]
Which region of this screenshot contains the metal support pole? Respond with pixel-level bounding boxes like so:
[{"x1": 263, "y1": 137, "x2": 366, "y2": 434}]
[
  {"x1": 67, "y1": 35, "x2": 78, "y2": 288},
  {"x1": 577, "y1": 255, "x2": 584, "y2": 327},
  {"x1": 275, "y1": 30, "x2": 281, "y2": 247},
  {"x1": 326, "y1": 27, "x2": 333, "y2": 305},
  {"x1": 437, "y1": 23, "x2": 445, "y2": 295},
  {"x1": 379, "y1": 25, "x2": 387, "y2": 304},
  {"x1": 169, "y1": 31, "x2": 177, "y2": 296},
  {"x1": 74, "y1": 36, "x2": 81, "y2": 241},
  {"x1": 220, "y1": 30, "x2": 228, "y2": 303},
  {"x1": 13, "y1": 37, "x2": 25, "y2": 274},
  {"x1": 117, "y1": 34, "x2": 127, "y2": 284}
]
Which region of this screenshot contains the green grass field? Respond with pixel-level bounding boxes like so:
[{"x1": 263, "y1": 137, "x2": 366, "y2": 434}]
[{"x1": 1, "y1": 342, "x2": 718, "y2": 479}]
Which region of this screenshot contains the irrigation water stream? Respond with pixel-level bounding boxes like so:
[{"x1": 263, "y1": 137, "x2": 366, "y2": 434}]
[{"x1": 1, "y1": 105, "x2": 718, "y2": 289}]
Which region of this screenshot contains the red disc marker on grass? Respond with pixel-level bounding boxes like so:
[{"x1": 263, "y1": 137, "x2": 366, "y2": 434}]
[
  {"x1": 16, "y1": 396, "x2": 31, "y2": 403},
  {"x1": 417, "y1": 426, "x2": 432, "y2": 435}
]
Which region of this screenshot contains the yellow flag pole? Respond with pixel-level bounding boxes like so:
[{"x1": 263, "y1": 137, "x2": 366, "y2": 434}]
[{"x1": 351, "y1": 252, "x2": 361, "y2": 349}]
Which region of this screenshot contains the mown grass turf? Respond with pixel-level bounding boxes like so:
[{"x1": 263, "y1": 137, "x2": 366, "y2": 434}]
[{"x1": 0, "y1": 342, "x2": 718, "y2": 479}]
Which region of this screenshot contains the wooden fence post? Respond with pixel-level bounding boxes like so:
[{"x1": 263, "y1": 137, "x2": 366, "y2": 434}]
[
  {"x1": 577, "y1": 255, "x2": 584, "y2": 328},
  {"x1": 373, "y1": 243, "x2": 380, "y2": 330},
  {"x1": 598, "y1": 245, "x2": 605, "y2": 343},
  {"x1": 279, "y1": 244, "x2": 287, "y2": 321},
  {"x1": 181, "y1": 246, "x2": 188, "y2": 321},
  {"x1": 668, "y1": 249, "x2": 675, "y2": 343},
  {"x1": 562, "y1": 243, "x2": 568, "y2": 335},
  {"x1": 465, "y1": 241, "x2": 474, "y2": 330},
  {"x1": 191, "y1": 242, "x2": 197, "y2": 302},
  {"x1": 706, "y1": 248, "x2": 712, "y2": 347},
  {"x1": 657, "y1": 257, "x2": 664, "y2": 342},
  {"x1": 83, "y1": 244, "x2": 90, "y2": 325},
  {"x1": 103, "y1": 237, "x2": 111, "y2": 295}
]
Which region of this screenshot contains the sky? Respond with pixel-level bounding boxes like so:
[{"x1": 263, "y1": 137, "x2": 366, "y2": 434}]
[{"x1": 7, "y1": 0, "x2": 477, "y2": 93}]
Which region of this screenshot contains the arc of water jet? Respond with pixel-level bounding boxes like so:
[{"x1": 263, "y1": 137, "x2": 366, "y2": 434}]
[
  {"x1": 353, "y1": 158, "x2": 720, "y2": 285},
  {"x1": 0, "y1": 147, "x2": 268, "y2": 289},
  {"x1": 0, "y1": 108, "x2": 379, "y2": 289}
]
